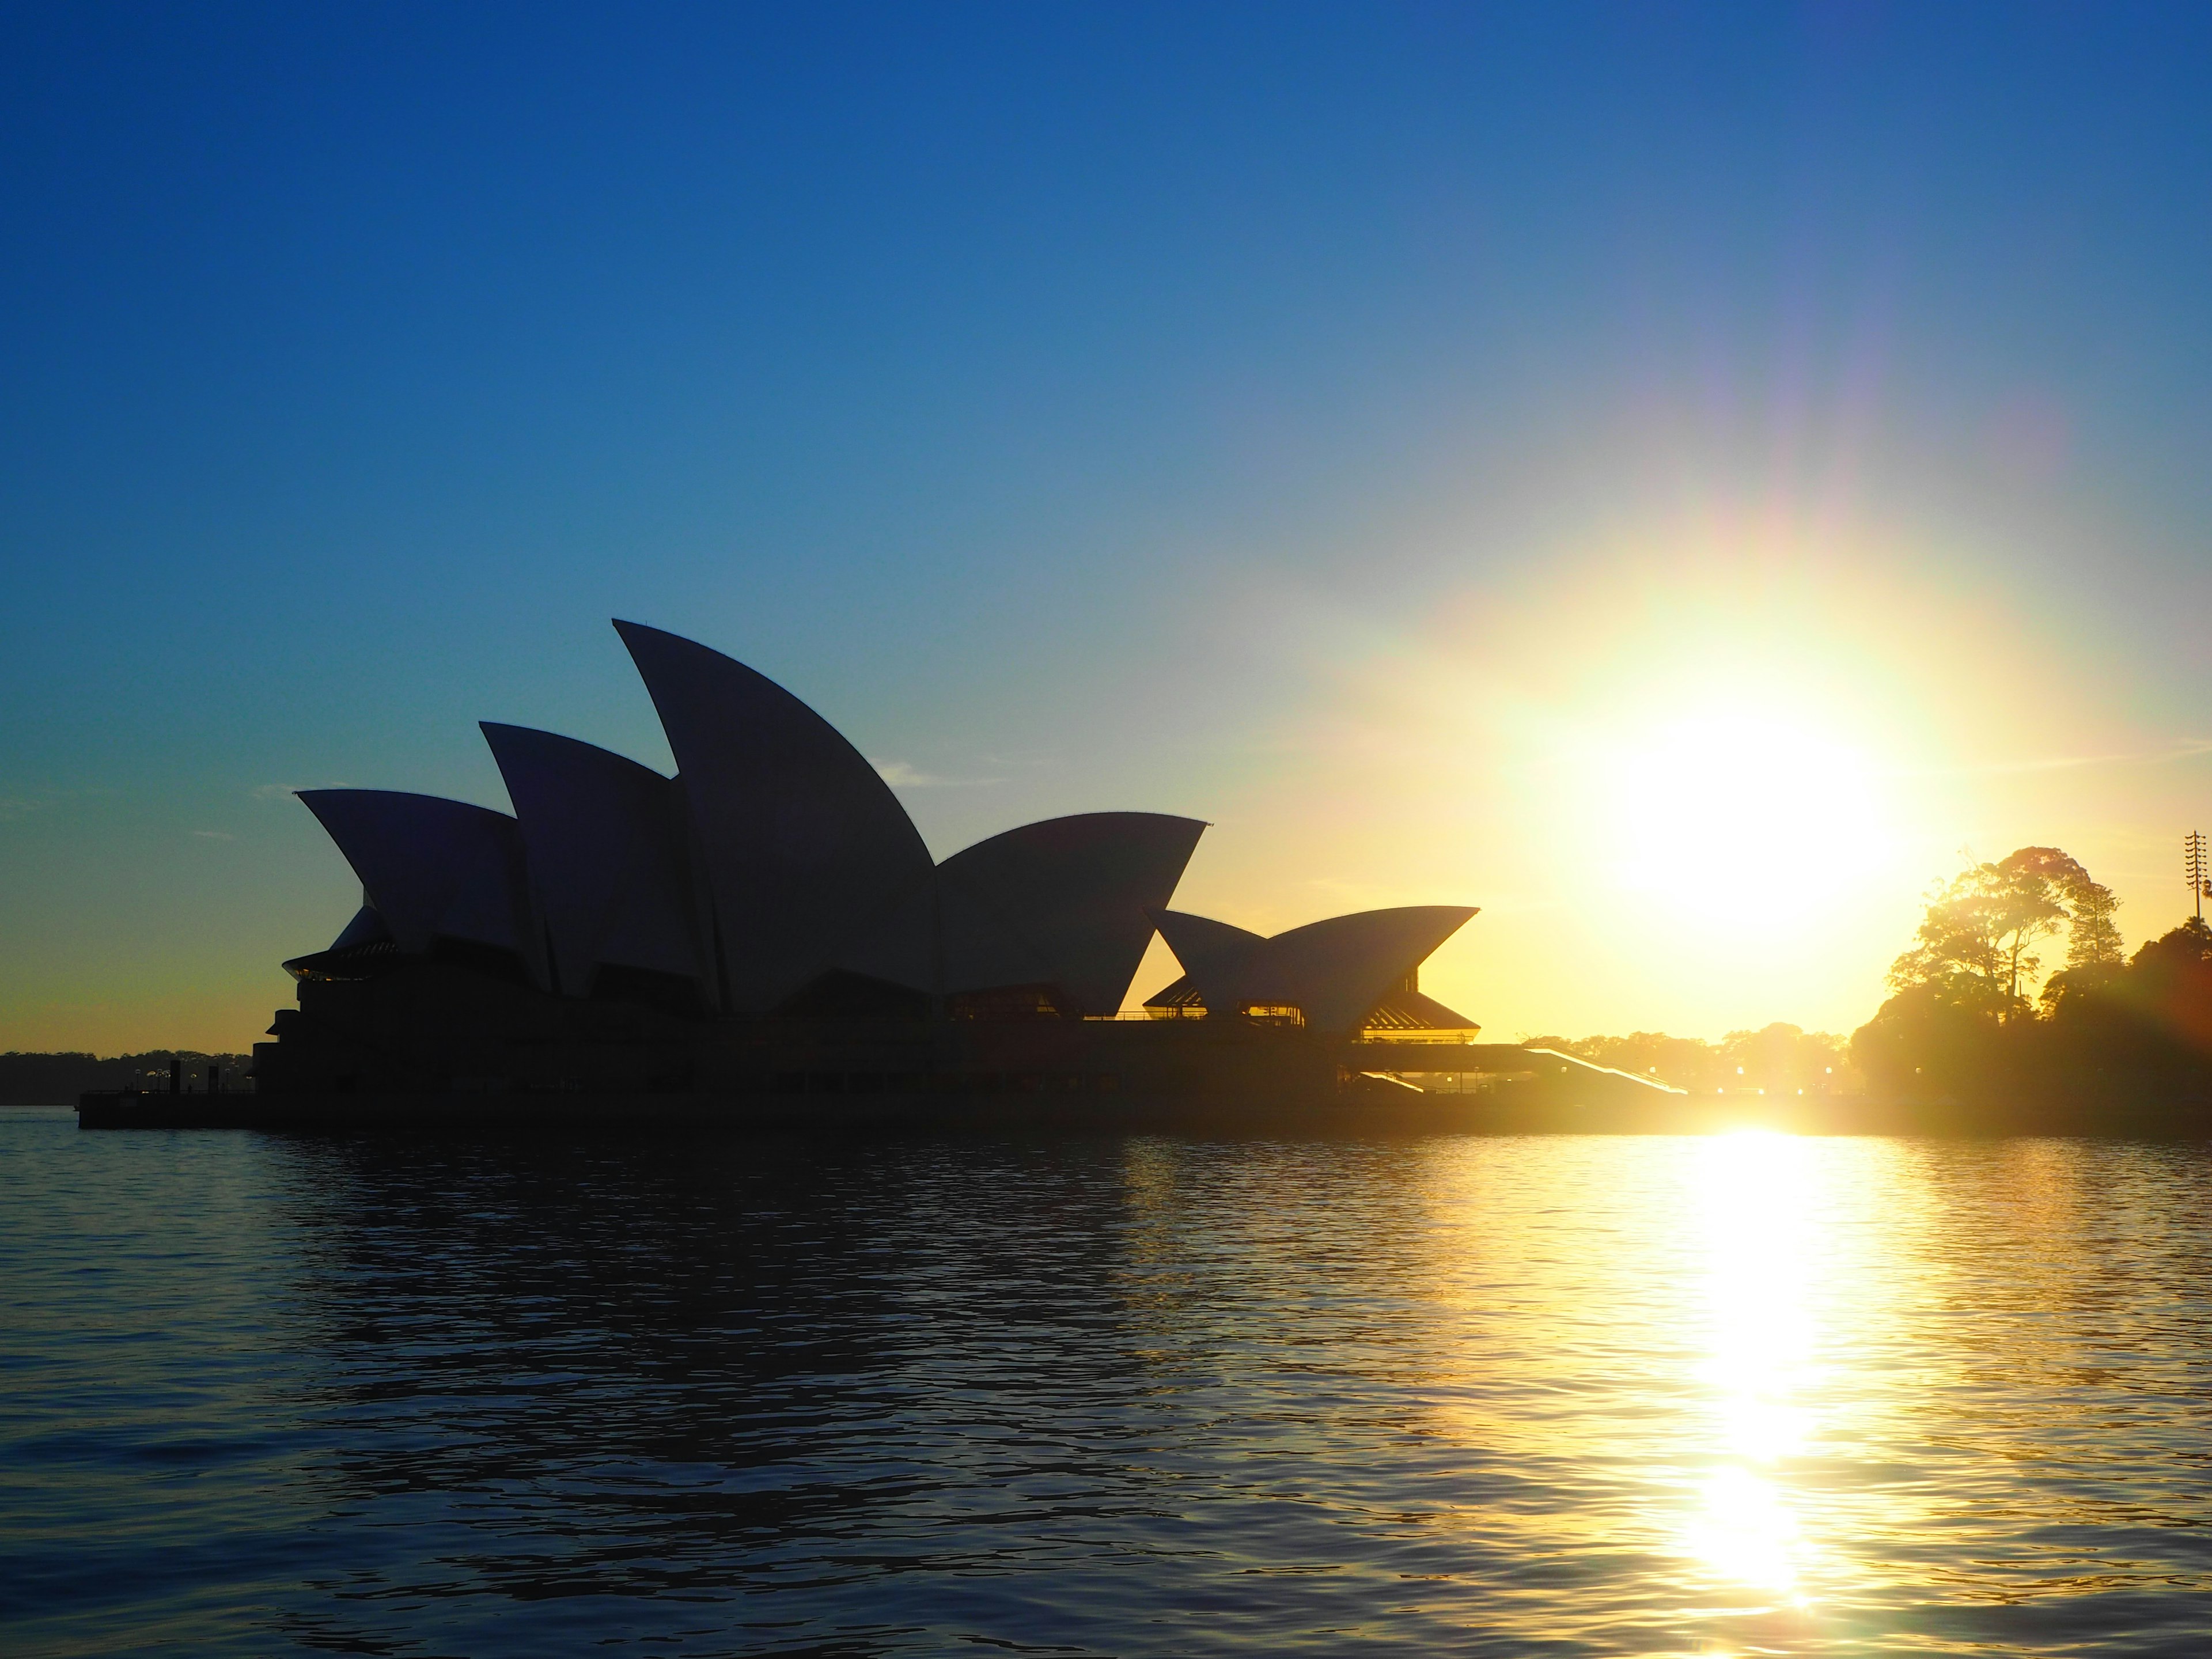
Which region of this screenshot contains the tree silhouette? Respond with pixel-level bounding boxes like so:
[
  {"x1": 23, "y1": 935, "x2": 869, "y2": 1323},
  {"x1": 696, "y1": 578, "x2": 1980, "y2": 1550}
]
[
  {"x1": 2005, "y1": 846, "x2": 2124, "y2": 968},
  {"x1": 1885, "y1": 846, "x2": 2121, "y2": 1008}
]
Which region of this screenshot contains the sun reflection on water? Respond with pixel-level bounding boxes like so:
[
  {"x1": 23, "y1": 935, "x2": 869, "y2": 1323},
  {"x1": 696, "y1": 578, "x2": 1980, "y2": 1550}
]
[{"x1": 1686, "y1": 1128, "x2": 1819, "y2": 1603}]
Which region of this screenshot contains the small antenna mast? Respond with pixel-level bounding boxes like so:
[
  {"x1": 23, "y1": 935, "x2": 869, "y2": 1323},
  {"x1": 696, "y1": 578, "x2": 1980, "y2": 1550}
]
[{"x1": 2187, "y1": 831, "x2": 2208, "y2": 922}]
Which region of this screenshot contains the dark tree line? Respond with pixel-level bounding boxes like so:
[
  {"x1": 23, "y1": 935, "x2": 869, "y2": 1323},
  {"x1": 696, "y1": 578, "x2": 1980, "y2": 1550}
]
[{"x1": 1851, "y1": 847, "x2": 2212, "y2": 1130}]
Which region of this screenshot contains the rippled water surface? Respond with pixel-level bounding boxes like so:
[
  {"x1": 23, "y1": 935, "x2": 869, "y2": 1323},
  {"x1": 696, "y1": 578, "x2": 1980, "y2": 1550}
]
[{"x1": 6, "y1": 1109, "x2": 2212, "y2": 1656}]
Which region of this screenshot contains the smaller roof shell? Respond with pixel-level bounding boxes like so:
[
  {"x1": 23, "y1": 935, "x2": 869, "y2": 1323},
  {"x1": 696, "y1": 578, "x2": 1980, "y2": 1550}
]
[
  {"x1": 835, "y1": 812, "x2": 1209, "y2": 1014},
  {"x1": 1147, "y1": 904, "x2": 1479, "y2": 1032},
  {"x1": 297, "y1": 789, "x2": 541, "y2": 983},
  {"x1": 481, "y1": 723, "x2": 703, "y2": 998},
  {"x1": 329, "y1": 903, "x2": 392, "y2": 952},
  {"x1": 1149, "y1": 910, "x2": 1266, "y2": 1013},
  {"x1": 937, "y1": 813, "x2": 1207, "y2": 1014}
]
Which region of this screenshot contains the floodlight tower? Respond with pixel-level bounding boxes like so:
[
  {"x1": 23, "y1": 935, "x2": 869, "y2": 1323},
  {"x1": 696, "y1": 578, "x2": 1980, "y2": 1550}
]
[{"x1": 2188, "y1": 831, "x2": 2209, "y2": 922}]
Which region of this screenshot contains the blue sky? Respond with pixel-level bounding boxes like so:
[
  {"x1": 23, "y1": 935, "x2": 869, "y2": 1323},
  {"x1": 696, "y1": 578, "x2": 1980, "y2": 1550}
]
[{"x1": 6, "y1": 3, "x2": 2212, "y2": 1050}]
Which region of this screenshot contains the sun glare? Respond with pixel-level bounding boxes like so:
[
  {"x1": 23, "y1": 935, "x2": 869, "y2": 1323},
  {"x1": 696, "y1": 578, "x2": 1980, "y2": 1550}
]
[{"x1": 1604, "y1": 708, "x2": 1891, "y2": 942}]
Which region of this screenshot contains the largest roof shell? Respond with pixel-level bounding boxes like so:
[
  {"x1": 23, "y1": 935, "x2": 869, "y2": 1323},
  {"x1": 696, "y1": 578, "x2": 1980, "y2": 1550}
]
[{"x1": 614, "y1": 620, "x2": 934, "y2": 1013}]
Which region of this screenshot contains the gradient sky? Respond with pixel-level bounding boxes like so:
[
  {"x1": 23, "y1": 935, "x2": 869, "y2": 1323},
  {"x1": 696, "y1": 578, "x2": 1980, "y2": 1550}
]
[{"x1": 6, "y1": 2, "x2": 2212, "y2": 1054}]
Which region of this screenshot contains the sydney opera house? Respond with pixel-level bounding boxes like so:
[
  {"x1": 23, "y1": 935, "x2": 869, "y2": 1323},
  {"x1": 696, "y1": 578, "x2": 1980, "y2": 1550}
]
[{"x1": 175, "y1": 622, "x2": 1660, "y2": 1130}]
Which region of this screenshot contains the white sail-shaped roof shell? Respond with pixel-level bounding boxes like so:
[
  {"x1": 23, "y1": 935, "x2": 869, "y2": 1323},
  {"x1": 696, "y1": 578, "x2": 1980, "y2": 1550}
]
[
  {"x1": 1149, "y1": 909, "x2": 1267, "y2": 1012},
  {"x1": 615, "y1": 620, "x2": 934, "y2": 1013},
  {"x1": 480, "y1": 724, "x2": 703, "y2": 998},
  {"x1": 1150, "y1": 904, "x2": 1478, "y2": 1031},
  {"x1": 938, "y1": 812, "x2": 1206, "y2": 1013},
  {"x1": 297, "y1": 789, "x2": 542, "y2": 983},
  {"x1": 836, "y1": 812, "x2": 1208, "y2": 1014},
  {"x1": 1243, "y1": 906, "x2": 1477, "y2": 1031}
]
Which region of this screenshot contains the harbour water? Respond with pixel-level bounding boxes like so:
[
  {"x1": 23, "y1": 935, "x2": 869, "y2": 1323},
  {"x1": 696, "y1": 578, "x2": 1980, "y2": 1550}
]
[{"x1": 5, "y1": 1107, "x2": 2210, "y2": 1656}]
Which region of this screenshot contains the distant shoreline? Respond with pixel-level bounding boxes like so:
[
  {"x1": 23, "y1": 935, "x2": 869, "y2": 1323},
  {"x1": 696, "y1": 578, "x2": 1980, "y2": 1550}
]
[{"x1": 0, "y1": 1051, "x2": 252, "y2": 1108}]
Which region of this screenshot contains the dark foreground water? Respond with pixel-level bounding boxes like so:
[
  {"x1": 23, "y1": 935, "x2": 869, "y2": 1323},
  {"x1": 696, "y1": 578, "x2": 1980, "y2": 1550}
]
[{"x1": 5, "y1": 1109, "x2": 2211, "y2": 1657}]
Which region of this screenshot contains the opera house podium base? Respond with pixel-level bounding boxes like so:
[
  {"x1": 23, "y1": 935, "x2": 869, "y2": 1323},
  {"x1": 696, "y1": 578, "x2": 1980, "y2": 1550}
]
[{"x1": 80, "y1": 1025, "x2": 1692, "y2": 1136}]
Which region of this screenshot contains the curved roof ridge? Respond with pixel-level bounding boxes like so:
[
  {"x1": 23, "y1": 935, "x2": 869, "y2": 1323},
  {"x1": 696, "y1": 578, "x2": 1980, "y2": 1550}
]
[
  {"x1": 480, "y1": 723, "x2": 704, "y2": 998},
  {"x1": 296, "y1": 788, "x2": 541, "y2": 982},
  {"x1": 933, "y1": 812, "x2": 1207, "y2": 1013},
  {"x1": 1146, "y1": 904, "x2": 1477, "y2": 1031},
  {"x1": 1252, "y1": 904, "x2": 1478, "y2": 1031},
  {"x1": 1147, "y1": 908, "x2": 1266, "y2": 1013},
  {"x1": 613, "y1": 620, "x2": 933, "y2": 1013}
]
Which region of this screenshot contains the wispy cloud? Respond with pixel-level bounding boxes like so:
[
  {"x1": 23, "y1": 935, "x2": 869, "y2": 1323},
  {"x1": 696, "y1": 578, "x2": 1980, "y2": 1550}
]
[
  {"x1": 0, "y1": 789, "x2": 66, "y2": 823},
  {"x1": 870, "y1": 758, "x2": 1005, "y2": 789},
  {"x1": 1944, "y1": 738, "x2": 2212, "y2": 779},
  {"x1": 191, "y1": 830, "x2": 234, "y2": 841}
]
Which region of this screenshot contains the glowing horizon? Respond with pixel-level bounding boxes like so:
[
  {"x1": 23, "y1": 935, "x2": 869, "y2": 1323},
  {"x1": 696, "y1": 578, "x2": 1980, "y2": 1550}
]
[{"x1": 5, "y1": 9, "x2": 2211, "y2": 1053}]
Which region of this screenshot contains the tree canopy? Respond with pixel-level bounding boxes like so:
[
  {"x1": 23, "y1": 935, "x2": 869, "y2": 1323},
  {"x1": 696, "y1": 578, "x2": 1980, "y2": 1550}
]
[
  {"x1": 1846, "y1": 849, "x2": 2212, "y2": 1128},
  {"x1": 1885, "y1": 846, "x2": 2121, "y2": 1012}
]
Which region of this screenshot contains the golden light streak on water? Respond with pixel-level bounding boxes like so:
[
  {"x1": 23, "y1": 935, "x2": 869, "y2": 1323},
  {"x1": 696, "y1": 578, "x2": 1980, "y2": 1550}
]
[
  {"x1": 11, "y1": 1118, "x2": 2212, "y2": 1655},
  {"x1": 1684, "y1": 1129, "x2": 1819, "y2": 1603}
]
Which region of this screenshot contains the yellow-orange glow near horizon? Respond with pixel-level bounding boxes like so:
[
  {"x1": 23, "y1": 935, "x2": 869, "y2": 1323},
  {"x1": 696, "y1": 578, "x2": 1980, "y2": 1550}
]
[{"x1": 1605, "y1": 709, "x2": 1892, "y2": 945}]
